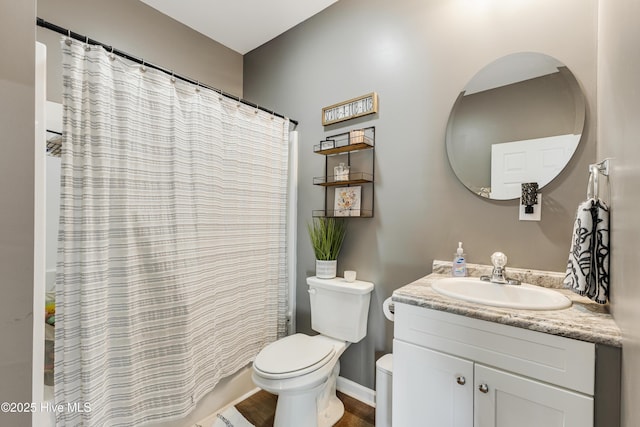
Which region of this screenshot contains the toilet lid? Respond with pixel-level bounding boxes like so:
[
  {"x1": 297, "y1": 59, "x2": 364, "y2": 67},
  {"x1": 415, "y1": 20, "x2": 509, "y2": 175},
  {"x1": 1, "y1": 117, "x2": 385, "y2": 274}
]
[{"x1": 254, "y1": 334, "x2": 335, "y2": 376}]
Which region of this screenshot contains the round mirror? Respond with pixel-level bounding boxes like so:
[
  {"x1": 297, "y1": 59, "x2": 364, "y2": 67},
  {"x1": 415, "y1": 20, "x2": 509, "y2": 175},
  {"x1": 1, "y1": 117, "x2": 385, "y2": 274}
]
[{"x1": 446, "y1": 52, "x2": 586, "y2": 200}]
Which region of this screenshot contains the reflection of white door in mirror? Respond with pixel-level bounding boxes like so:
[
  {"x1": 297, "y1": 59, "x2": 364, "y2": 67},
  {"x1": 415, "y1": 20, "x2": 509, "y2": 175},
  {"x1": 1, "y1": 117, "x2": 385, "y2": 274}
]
[
  {"x1": 445, "y1": 52, "x2": 586, "y2": 200},
  {"x1": 490, "y1": 134, "x2": 580, "y2": 199}
]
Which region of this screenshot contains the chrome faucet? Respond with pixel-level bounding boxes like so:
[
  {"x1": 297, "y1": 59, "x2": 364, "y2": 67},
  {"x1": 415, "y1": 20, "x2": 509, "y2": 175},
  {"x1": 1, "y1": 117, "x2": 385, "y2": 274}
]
[
  {"x1": 489, "y1": 252, "x2": 508, "y2": 284},
  {"x1": 480, "y1": 252, "x2": 521, "y2": 285}
]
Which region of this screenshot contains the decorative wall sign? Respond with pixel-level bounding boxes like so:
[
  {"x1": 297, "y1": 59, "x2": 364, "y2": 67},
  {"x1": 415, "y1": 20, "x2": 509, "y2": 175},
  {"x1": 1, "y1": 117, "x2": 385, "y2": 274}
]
[{"x1": 322, "y1": 92, "x2": 378, "y2": 126}]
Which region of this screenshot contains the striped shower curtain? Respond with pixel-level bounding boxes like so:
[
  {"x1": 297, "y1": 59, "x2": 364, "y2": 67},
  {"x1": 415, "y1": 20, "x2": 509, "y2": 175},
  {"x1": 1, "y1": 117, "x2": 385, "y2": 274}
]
[{"x1": 55, "y1": 40, "x2": 289, "y2": 426}]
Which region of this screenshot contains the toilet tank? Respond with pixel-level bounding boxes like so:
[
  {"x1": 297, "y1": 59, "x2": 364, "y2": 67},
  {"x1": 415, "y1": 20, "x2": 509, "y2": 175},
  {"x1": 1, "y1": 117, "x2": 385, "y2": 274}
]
[{"x1": 307, "y1": 276, "x2": 374, "y2": 343}]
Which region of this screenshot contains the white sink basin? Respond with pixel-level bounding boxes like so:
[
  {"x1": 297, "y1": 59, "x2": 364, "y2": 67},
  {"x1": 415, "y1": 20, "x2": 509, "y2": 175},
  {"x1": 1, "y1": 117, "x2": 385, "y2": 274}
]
[{"x1": 431, "y1": 277, "x2": 572, "y2": 310}]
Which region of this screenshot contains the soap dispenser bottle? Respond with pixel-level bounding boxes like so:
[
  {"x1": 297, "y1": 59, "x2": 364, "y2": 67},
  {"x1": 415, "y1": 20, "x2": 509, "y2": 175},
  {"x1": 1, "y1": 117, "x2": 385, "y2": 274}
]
[{"x1": 452, "y1": 242, "x2": 467, "y2": 277}]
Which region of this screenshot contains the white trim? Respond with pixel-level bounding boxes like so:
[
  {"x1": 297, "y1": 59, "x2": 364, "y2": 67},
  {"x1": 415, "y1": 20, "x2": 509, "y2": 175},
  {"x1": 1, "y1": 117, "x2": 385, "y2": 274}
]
[
  {"x1": 194, "y1": 387, "x2": 261, "y2": 427},
  {"x1": 286, "y1": 130, "x2": 298, "y2": 335},
  {"x1": 218, "y1": 387, "x2": 261, "y2": 412},
  {"x1": 191, "y1": 375, "x2": 375, "y2": 426},
  {"x1": 33, "y1": 41, "x2": 47, "y2": 427},
  {"x1": 337, "y1": 376, "x2": 376, "y2": 407}
]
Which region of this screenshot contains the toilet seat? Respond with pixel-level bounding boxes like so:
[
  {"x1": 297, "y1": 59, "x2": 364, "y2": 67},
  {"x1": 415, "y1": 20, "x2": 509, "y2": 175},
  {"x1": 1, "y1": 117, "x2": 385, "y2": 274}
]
[{"x1": 254, "y1": 334, "x2": 336, "y2": 380}]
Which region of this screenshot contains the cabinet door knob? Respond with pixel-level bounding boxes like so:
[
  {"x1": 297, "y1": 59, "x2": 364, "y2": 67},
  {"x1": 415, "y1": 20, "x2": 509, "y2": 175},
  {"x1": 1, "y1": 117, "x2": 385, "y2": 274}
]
[
  {"x1": 456, "y1": 376, "x2": 466, "y2": 385},
  {"x1": 478, "y1": 383, "x2": 489, "y2": 394}
]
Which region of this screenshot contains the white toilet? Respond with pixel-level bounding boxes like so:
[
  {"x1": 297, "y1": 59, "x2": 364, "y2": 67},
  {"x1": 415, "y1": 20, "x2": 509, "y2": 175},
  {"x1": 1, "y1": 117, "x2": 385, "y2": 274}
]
[{"x1": 252, "y1": 276, "x2": 374, "y2": 427}]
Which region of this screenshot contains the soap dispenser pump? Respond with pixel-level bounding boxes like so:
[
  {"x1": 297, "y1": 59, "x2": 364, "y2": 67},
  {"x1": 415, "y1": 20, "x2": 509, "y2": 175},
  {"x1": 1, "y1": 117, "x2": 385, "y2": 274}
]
[{"x1": 452, "y1": 242, "x2": 467, "y2": 277}]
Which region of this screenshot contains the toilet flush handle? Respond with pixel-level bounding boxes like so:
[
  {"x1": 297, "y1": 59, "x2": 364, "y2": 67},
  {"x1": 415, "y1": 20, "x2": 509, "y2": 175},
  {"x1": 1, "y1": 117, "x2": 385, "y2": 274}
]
[{"x1": 308, "y1": 288, "x2": 317, "y2": 295}]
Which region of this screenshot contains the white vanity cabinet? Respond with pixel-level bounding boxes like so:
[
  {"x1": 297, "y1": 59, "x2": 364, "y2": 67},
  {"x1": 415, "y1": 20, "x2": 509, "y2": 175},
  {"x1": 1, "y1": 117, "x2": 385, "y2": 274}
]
[
  {"x1": 393, "y1": 302, "x2": 596, "y2": 427},
  {"x1": 394, "y1": 340, "x2": 474, "y2": 426},
  {"x1": 474, "y1": 364, "x2": 592, "y2": 426}
]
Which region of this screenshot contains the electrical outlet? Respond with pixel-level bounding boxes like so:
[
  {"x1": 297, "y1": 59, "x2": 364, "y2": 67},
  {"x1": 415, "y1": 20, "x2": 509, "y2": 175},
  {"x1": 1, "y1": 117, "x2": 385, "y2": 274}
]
[{"x1": 519, "y1": 194, "x2": 542, "y2": 221}]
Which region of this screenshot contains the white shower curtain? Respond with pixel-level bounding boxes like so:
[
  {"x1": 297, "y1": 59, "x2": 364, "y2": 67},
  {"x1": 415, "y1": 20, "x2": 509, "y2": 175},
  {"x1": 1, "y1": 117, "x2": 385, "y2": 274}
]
[{"x1": 55, "y1": 40, "x2": 289, "y2": 426}]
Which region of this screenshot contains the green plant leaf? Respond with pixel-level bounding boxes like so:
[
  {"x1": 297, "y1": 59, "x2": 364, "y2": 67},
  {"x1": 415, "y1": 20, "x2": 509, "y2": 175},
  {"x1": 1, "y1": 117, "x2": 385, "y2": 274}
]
[{"x1": 307, "y1": 217, "x2": 346, "y2": 260}]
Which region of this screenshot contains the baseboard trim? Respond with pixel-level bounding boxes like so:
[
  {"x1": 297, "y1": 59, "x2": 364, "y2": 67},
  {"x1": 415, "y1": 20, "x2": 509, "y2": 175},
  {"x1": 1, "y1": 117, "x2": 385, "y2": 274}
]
[
  {"x1": 222, "y1": 386, "x2": 262, "y2": 410},
  {"x1": 191, "y1": 367, "x2": 258, "y2": 427},
  {"x1": 336, "y1": 376, "x2": 376, "y2": 407},
  {"x1": 195, "y1": 387, "x2": 261, "y2": 427}
]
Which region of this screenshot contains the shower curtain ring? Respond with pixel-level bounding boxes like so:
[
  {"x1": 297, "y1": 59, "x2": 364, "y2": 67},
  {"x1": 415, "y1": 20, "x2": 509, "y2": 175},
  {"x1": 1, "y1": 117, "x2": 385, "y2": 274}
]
[
  {"x1": 170, "y1": 71, "x2": 176, "y2": 84},
  {"x1": 140, "y1": 59, "x2": 146, "y2": 73},
  {"x1": 109, "y1": 46, "x2": 116, "y2": 61},
  {"x1": 65, "y1": 29, "x2": 72, "y2": 46},
  {"x1": 84, "y1": 35, "x2": 91, "y2": 51},
  {"x1": 195, "y1": 81, "x2": 200, "y2": 93}
]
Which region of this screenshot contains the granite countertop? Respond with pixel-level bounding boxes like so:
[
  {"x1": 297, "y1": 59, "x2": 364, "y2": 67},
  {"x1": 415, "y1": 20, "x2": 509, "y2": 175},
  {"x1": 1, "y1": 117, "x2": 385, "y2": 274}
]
[{"x1": 392, "y1": 261, "x2": 622, "y2": 347}]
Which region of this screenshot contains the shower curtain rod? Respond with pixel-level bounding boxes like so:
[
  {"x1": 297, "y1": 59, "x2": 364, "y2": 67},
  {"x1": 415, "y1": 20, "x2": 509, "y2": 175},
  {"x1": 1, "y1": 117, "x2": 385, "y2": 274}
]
[{"x1": 36, "y1": 17, "x2": 299, "y2": 127}]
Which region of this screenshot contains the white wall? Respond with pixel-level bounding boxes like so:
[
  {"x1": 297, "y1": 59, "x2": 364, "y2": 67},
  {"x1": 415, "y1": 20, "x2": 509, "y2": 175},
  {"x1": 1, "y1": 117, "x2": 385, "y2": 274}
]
[
  {"x1": 45, "y1": 102, "x2": 62, "y2": 292},
  {"x1": 45, "y1": 156, "x2": 60, "y2": 291}
]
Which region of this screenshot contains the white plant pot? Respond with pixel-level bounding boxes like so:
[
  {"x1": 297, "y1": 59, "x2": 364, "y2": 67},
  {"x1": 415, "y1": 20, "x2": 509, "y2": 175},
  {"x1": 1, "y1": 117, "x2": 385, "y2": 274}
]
[{"x1": 316, "y1": 260, "x2": 337, "y2": 279}]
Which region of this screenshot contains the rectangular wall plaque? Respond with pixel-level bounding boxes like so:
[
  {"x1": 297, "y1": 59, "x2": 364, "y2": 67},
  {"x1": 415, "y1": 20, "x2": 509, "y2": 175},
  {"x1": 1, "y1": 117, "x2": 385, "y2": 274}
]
[{"x1": 322, "y1": 92, "x2": 378, "y2": 126}]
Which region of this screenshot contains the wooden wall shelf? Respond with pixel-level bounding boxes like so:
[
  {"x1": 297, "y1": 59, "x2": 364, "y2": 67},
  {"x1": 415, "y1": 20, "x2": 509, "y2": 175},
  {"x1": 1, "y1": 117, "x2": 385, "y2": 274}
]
[{"x1": 313, "y1": 127, "x2": 375, "y2": 218}]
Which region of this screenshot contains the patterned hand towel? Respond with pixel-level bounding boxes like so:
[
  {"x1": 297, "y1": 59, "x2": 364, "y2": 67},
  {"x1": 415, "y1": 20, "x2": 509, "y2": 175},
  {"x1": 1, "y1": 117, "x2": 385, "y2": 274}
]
[{"x1": 564, "y1": 198, "x2": 610, "y2": 304}]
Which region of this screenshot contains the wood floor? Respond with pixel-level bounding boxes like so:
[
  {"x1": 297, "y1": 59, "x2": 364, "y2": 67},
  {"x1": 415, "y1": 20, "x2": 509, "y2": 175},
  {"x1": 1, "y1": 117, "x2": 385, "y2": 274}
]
[{"x1": 235, "y1": 390, "x2": 375, "y2": 427}]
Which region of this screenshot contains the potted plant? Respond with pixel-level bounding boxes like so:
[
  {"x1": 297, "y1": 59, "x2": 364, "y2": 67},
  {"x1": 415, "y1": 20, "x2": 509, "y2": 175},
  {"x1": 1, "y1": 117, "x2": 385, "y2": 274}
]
[{"x1": 307, "y1": 217, "x2": 346, "y2": 279}]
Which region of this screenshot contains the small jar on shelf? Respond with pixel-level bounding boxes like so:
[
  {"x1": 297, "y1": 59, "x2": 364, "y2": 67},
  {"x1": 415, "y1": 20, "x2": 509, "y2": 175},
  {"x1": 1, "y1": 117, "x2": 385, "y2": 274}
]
[{"x1": 334, "y1": 162, "x2": 350, "y2": 181}]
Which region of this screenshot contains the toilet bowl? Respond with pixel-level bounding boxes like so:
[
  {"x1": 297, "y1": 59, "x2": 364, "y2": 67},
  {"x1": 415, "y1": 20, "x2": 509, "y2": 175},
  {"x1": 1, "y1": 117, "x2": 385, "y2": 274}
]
[
  {"x1": 252, "y1": 334, "x2": 347, "y2": 427},
  {"x1": 252, "y1": 276, "x2": 374, "y2": 427}
]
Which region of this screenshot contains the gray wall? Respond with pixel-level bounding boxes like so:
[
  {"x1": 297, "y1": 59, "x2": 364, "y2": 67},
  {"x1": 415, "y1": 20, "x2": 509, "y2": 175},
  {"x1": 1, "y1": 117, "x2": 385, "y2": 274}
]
[
  {"x1": 37, "y1": 0, "x2": 243, "y2": 103},
  {"x1": 244, "y1": 0, "x2": 598, "y2": 388},
  {"x1": 0, "y1": 1, "x2": 35, "y2": 426},
  {"x1": 598, "y1": 1, "x2": 640, "y2": 426}
]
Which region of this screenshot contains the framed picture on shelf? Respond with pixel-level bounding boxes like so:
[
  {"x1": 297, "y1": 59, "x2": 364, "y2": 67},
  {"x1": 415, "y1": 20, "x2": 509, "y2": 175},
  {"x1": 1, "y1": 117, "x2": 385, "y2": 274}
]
[
  {"x1": 320, "y1": 139, "x2": 335, "y2": 150},
  {"x1": 334, "y1": 186, "x2": 361, "y2": 217}
]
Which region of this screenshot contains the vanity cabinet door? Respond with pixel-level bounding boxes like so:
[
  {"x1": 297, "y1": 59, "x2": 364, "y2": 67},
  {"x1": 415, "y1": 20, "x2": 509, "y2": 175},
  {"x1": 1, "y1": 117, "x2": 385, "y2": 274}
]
[
  {"x1": 474, "y1": 364, "x2": 593, "y2": 427},
  {"x1": 393, "y1": 339, "x2": 473, "y2": 427}
]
